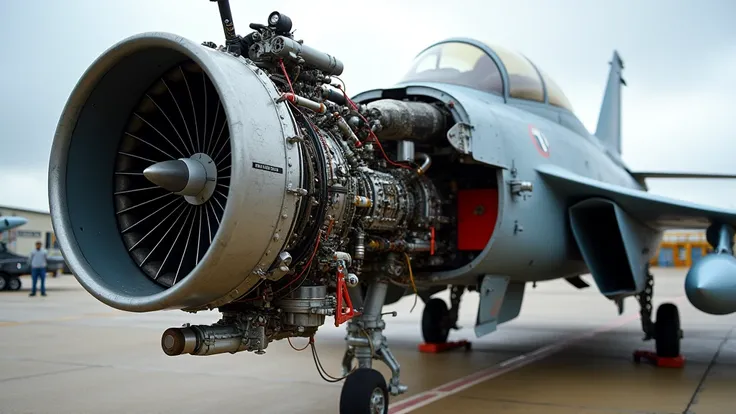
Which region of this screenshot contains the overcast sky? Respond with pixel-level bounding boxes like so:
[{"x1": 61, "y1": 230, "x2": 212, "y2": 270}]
[{"x1": 1, "y1": 0, "x2": 736, "y2": 213}]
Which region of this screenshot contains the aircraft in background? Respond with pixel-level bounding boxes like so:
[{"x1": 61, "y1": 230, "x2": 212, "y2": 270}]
[
  {"x1": 0, "y1": 215, "x2": 28, "y2": 291},
  {"x1": 46, "y1": 3, "x2": 736, "y2": 412},
  {"x1": 0, "y1": 216, "x2": 28, "y2": 233},
  {"x1": 1, "y1": 215, "x2": 69, "y2": 291}
]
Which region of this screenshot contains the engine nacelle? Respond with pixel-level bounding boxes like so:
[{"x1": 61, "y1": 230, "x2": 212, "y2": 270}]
[
  {"x1": 50, "y1": 32, "x2": 311, "y2": 312},
  {"x1": 50, "y1": 25, "x2": 450, "y2": 322}
]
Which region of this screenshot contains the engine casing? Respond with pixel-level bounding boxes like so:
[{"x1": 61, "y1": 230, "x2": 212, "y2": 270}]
[
  {"x1": 49, "y1": 32, "x2": 307, "y2": 312},
  {"x1": 49, "y1": 31, "x2": 448, "y2": 318}
]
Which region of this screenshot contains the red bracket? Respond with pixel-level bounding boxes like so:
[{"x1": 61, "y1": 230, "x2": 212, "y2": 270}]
[{"x1": 334, "y1": 266, "x2": 359, "y2": 327}]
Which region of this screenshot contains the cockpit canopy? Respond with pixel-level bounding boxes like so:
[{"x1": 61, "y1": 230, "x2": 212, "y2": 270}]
[{"x1": 398, "y1": 40, "x2": 574, "y2": 112}]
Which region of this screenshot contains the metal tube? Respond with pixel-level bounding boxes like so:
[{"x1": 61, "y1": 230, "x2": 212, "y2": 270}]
[
  {"x1": 271, "y1": 36, "x2": 344, "y2": 76},
  {"x1": 321, "y1": 85, "x2": 347, "y2": 105},
  {"x1": 362, "y1": 281, "x2": 389, "y2": 327},
  {"x1": 335, "y1": 113, "x2": 362, "y2": 147},
  {"x1": 161, "y1": 325, "x2": 245, "y2": 356},
  {"x1": 212, "y1": 0, "x2": 237, "y2": 41},
  {"x1": 281, "y1": 93, "x2": 326, "y2": 113},
  {"x1": 397, "y1": 141, "x2": 415, "y2": 161},
  {"x1": 367, "y1": 99, "x2": 446, "y2": 142},
  {"x1": 415, "y1": 152, "x2": 432, "y2": 175},
  {"x1": 355, "y1": 230, "x2": 365, "y2": 260}
]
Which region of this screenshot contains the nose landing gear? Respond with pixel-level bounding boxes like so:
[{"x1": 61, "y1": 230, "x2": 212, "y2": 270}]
[{"x1": 633, "y1": 268, "x2": 685, "y2": 368}]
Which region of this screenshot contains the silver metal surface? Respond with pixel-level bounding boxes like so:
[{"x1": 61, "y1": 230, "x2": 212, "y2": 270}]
[
  {"x1": 397, "y1": 141, "x2": 415, "y2": 162},
  {"x1": 269, "y1": 36, "x2": 344, "y2": 76},
  {"x1": 346, "y1": 273, "x2": 360, "y2": 287},
  {"x1": 143, "y1": 160, "x2": 189, "y2": 193},
  {"x1": 366, "y1": 99, "x2": 447, "y2": 141},
  {"x1": 359, "y1": 169, "x2": 412, "y2": 232},
  {"x1": 415, "y1": 152, "x2": 432, "y2": 174},
  {"x1": 277, "y1": 285, "x2": 334, "y2": 328},
  {"x1": 370, "y1": 388, "x2": 386, "y2": 414},
  {"x1": 182, "y1": 153, "x2": 217, "y2": 205},
  {"x1": 48, "y1": 32, "x2": 302, "y2": 312},
  {"x1": 161, "y1": 312, "x2": 272, "y2": 356}
]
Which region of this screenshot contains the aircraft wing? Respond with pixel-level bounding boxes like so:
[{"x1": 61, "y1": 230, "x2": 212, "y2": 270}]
[
  {"x1": 630, "y1": 171, "x2": 736, "y2": 180},
  {"x1": 536, "y1": 164, "x2": 736, "y2": 230}
]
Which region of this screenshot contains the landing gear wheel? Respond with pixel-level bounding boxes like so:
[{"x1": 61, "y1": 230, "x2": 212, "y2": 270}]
[
  {"x1": 422, "y1": 298, "x2": 451, "y2": 344},
  {"x1": 654, "y1": 303, "x2": 681, "y2": 358},
  {"x1": 339, "y1": 368, "x2": 388, "y2": 414},
  {"x1": 7, "y1": 277, "x2": 21, "y2": 291},
  {"x1": 0, "y1": 275, "x2": 7, "y2": 291}
]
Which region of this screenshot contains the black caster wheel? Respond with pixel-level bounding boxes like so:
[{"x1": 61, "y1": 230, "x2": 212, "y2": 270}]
[
  {"x1": 7, "y1": 277, "x2": 21, "y2": 291},
  {"x1": 339, "y1": 368, "x2": 388, "y2": 414},
  {"x1": 0, "y1": 275, "x2": 7, "y2": 291},
  {"x1": 654, "y1": 302, "x2": 681, "y2": 358},
  {"x1": 422, "y1": 297, "x2": 451, "y2": 344}
]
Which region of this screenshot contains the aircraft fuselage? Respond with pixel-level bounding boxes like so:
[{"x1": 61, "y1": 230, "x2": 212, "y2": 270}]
[{"x1": 353, "y1": 82, "x2": 660, "y2": 289}]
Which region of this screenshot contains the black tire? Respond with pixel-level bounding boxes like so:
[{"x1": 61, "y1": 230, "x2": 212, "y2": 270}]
[
  {"x1": 0, "y1": 275, "x2": 7, "y2": 291},
  {"x1": 422, "y1": 297, "x2": 451, "y2": 344},
  {"x1": 339, "y1": 368, "x2": 388, "y2": 414},
  {"x1": 655, "y1": 302, "x2": 681, "y2": 358},
  {"x1": 7, "y1": 277, "x2": 21, "y2": 291}
]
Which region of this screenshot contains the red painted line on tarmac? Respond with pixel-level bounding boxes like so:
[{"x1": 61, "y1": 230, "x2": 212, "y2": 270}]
[{"x1": 388, "y1": 296, "x2": 686, "y2": 414}]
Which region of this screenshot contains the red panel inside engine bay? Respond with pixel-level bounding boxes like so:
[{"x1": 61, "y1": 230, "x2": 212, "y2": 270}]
[{"x1": 457, "y1": 189, "x2": 499, "y2": 251}]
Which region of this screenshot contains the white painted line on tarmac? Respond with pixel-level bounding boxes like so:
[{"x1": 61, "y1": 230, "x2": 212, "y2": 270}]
[{"x1": 389, "y1": 296, "x2": 686, "y2": 414}]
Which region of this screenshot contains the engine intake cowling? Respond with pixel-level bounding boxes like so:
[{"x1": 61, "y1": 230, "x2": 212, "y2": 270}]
[{"x1": 49, "y1": 32, "x2": 306, "y2": 312}]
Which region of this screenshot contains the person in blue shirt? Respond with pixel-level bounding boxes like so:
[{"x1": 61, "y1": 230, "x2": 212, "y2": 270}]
[{"x1": 28, "y1": 241, "x2": 48, "y2": 296}]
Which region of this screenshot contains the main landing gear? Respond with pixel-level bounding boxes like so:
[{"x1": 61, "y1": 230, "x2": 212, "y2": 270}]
[
  {"x1": 419, "y1": 286, "x2": 471, "y2": 353},
  {"x1": 339, "y1": 280, "x2": 406, "y2": 414},
  {"x1": 634, "y1": 269, "x2": 685, "y2": 367},
  {"x1": 422, "y1": 285, "x2": 464, "y2": 344},
  {"x1": 0, "y1": 273, "x2": 22, "y2": 291}
]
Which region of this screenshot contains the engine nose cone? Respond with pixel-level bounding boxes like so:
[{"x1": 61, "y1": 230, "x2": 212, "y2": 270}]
[
  {"x1": 143, "y1": 160, "x2": 189, "y2": 193},
  {"x1": 685, "y1": 254, "x2": 736, "y2": 315}
]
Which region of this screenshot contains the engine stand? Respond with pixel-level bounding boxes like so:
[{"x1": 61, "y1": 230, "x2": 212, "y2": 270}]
[
  {"x1": 633, "y1": 350, "x2": 686, "y2": 368},
  {"x1": 418, "y1": 340, "x2": 472, "y2": 353}
]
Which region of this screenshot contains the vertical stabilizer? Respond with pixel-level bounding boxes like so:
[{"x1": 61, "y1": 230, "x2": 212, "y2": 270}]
[{"x1": 595, "y1": 51, "x2": 626, "y2": 154}]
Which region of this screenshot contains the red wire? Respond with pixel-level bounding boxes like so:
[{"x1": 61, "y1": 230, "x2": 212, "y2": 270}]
[
  {"x1": 273, "y1": 235, "x2": 321, "y2": 295},
  {"x1": 273, "y1": 217, "x2": 334, "y2": 296},
  {"x1": 278, "y1": 59, "x2": 295, "y2": 94},
  {"x1": 339, "y1": 87, "x2": 413, "y2": 170}
]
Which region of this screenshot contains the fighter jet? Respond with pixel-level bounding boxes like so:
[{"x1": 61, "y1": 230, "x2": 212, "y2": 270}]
[
  {"x1": 46, "y1": 2, "x2": 736, "y2": 412},
  {"x1": 0, "y1": 216, "x2": 28, "y2": 291},
  {"x1": 0, "y1": 216, "x2": 28, "y2": 233}
]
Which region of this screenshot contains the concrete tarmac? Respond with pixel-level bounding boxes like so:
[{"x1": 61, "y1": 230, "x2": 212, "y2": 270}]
[{"x1": 0, "y1": 268, "x2": 734, "y2": 414}]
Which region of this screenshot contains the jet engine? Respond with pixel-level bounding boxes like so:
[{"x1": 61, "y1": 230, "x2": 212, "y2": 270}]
[{"x1": 49, "y1": 8, "x2": 459, "y2": 358}]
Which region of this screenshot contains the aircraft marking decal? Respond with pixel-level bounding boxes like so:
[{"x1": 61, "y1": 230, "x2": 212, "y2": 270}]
[{"x1": 528, "y1": 125, "x2": 550, "y2": 158}]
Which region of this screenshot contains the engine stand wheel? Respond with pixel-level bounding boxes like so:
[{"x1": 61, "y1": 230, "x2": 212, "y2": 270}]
[
  {"x1": 339, "y1": 368, "x2": 389, "y2": 414},
  {"x1": 7, "y1": 277, "x2": 21, "y2": 291},
  {"x1": 0, "y1": 275, "x2": 7, "y2": 291},
  {"x1": 422, "y1": 297, "x2": 451, "y2": 344},
  {"x1": 654, "y1": 302, "x2": 681, "y2": 358}
]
